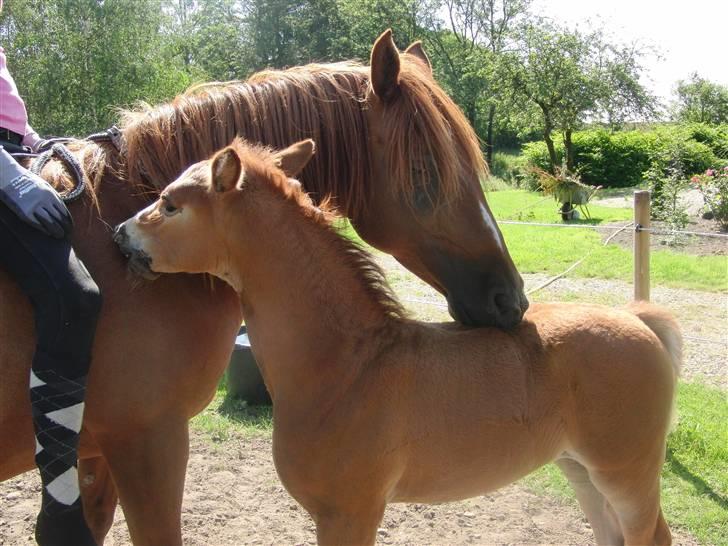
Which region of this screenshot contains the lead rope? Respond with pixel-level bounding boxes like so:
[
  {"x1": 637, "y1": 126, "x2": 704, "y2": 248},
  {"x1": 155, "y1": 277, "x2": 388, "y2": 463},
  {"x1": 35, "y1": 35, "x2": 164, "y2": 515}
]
[
  {"x1": 18, "y1": 126, "x2": 124, "y2": 203},
  {"x1": 30, "y1": 143, "x2": 86, "y2": 203}
]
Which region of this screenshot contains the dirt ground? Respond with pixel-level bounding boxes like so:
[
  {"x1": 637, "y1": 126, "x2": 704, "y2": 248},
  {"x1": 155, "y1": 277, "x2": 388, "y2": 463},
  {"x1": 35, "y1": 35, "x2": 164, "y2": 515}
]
[
  {"x1": 601, "y1": 216, "x2": 727, "y2": 257},
  {"x1": 0, "y1": 431, "x2": 700, "y2": 546}
]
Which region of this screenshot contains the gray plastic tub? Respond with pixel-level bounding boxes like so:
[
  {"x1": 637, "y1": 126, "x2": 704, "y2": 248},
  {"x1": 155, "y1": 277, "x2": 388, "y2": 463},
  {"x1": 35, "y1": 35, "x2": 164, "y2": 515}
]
[{"x1": 226, "y1": 326, "x2": 271, "y2": 405}]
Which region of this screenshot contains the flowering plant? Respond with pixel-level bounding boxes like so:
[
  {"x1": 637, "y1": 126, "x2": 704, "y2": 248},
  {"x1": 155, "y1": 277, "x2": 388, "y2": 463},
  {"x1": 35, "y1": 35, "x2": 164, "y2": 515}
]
[{"x1": 691, "y1": 166, "x2": 728, "y2": 230}]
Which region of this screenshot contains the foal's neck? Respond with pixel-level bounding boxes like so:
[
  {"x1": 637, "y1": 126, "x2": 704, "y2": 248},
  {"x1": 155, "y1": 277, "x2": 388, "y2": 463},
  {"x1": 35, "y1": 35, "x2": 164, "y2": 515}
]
[{"x1": 230, "y1": 196, "x2": 399, "y2": 402}]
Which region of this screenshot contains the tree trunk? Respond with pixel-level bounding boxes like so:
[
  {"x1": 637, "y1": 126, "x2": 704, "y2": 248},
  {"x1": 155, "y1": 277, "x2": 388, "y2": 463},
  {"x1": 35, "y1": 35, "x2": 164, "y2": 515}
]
[
  {"x1": 540, "y1": 106, "x2": 558, "y2": 173},
  {"x1": 485, "y1": 103, "x2": 496, "y2": 169},
  {"x1": 564, "y1": 128, "x2": 574, "y2": 172},
  {"x1": 466, "y1": 101, "x2": 477, "y2": 128}
]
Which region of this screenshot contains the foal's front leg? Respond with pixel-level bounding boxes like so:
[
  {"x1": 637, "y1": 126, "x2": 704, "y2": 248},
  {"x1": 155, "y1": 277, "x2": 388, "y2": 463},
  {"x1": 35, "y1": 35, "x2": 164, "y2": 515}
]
[{"x1": 314, "y1": 505, "x2": 385, "y2": 546}]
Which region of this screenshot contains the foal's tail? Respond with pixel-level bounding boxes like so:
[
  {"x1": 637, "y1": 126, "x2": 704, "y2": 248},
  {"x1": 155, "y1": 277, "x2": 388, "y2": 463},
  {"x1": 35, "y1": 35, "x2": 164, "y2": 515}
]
[{"x1": 627, "y1": 301, "x2": 683, "y2": 379}]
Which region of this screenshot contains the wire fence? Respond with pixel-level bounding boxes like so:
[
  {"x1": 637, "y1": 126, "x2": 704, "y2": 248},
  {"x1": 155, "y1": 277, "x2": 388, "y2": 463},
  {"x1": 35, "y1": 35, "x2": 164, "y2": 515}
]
[{"x1": 499, "y1": 220, "x2": 728, "y2": 240}]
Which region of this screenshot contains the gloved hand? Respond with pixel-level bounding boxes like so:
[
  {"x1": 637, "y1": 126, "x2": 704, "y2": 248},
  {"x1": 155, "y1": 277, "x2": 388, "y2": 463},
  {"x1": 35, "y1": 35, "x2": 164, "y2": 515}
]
[{"x1": 0, "y1": 146, "x2": 72, "y2": 238}]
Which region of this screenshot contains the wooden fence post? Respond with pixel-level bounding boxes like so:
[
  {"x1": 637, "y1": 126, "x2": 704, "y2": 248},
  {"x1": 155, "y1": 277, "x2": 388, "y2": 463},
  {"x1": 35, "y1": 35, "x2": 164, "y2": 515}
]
[{"x1": 634, "y1": 190, "x2": 651, "y2": 301}]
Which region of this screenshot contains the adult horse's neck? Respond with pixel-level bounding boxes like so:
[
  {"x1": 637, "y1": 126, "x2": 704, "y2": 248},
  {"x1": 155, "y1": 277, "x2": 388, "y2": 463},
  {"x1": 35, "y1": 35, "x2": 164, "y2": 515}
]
[
  {"x1": 121, "y1": 64, "x2": 372, "y2": 215},
  {"x1": 227, "y1": 193, "x2": 403, "y2": 405}
]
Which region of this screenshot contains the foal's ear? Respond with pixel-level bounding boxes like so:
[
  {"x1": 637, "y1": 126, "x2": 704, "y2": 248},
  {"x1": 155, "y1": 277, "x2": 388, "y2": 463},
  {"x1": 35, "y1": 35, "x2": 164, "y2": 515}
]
[
  {"x1": 274, "y1": 139, "x2": 316, "y2": 177},
  {"x1": 404, "y1": 41, "x2": 432, "y2": 74},
  {"x1": 370, "y1": 29, "x2": 401, "y2": 102},
  {"x1": 211, "y1": 146, "x2": 243, "y2": 193}
]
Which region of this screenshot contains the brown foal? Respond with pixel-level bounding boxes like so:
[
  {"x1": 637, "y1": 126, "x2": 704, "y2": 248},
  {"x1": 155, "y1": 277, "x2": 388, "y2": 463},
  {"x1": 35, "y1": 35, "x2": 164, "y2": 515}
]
[{"x1": 116, "y1": 139, "x2": 681, "y2": 546}]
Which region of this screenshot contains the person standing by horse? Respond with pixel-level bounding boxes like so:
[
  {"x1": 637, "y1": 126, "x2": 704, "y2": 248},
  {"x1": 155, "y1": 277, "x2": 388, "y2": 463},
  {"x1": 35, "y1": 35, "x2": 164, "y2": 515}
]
[{"x1": 0, "y1": 2, "x2": 100, "y2": 544}]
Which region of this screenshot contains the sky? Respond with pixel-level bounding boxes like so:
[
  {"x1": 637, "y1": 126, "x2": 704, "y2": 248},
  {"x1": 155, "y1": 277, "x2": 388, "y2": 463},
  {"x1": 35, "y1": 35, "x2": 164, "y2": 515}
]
[{"x1": 530, "y1": 0, "x2": 728, "y2": 106}]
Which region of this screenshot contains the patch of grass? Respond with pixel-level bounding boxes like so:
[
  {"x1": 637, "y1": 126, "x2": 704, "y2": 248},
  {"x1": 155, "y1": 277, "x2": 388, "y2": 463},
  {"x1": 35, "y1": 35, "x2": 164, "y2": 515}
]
[
  {"x1": 488, "y1": 189, "x2": 634, "y2": 223},
  {"x1": 488, "y1": 190, "x2": 727, "y2": 292},
  {"x1": 521, "y1": 382, "x2": 728, "y2": 546},
  {"x1": 482, "y1": 175, "x2": 512, "y2": 192},
  {"x1": 191, "y1": 391, "x2": 272, "y2": 441}
]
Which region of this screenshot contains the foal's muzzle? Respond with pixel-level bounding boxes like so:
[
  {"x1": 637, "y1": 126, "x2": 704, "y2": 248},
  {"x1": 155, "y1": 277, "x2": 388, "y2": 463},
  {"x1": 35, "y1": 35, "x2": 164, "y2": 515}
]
[{"x1": 113, "y1": 223, "x2": 160, "y2": 280}]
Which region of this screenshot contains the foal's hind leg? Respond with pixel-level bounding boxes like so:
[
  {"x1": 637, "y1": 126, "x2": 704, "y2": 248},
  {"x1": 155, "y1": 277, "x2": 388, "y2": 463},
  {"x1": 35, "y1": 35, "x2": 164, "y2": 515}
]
[
  {"x1": 588, "y1": 451, "x2": 671, "y2": 546},
  {"x1": 556, "y1": 458, "x2": 624, "y2": 545},
  {"x1": 79, "y1": 457, "x2": 119, "y2": 544}
]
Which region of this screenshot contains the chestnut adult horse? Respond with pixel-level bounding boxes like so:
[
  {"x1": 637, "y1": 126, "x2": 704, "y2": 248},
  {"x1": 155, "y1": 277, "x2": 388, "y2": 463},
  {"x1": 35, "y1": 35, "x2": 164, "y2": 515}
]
[
  {"x1": 116, "y1": 137, "x2": 680, "y2": 546},
  {"x1": 0, "y1": 31, "x2": 525, "y2": 544}
]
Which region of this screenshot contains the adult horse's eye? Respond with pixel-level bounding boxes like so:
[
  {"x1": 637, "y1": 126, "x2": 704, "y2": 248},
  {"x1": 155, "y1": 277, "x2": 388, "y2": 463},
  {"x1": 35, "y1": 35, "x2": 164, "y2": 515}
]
[{"x1": 411, "y1": 157, "x2": 439, "y2": 213}]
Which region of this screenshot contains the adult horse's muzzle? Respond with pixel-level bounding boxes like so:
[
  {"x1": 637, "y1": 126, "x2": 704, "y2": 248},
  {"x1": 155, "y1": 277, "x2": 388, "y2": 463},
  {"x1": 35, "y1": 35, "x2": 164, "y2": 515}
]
[
  {"x1": 112, "y1": 223, "x2": 160, "y2": 280},
  {"x1": 423, "y1": 249, "x2": 529, "y2": 329}
]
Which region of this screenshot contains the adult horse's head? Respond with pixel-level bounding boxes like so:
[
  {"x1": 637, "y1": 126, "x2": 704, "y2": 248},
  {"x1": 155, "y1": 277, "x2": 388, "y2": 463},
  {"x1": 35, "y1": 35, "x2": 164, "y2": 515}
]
[{"x1": 359, "y1": 30, "x2": 526, "y2": 328}]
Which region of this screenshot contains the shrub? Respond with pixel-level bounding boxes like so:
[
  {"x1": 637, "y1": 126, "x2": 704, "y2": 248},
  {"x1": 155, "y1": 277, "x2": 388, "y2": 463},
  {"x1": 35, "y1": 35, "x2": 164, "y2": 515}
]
[
  {"x1": 645, "y1": 143, "x2": 692, "y2": 230},
  {"x1": 692, "y1": 167, "x2": 728, "y2": 230},
  {"x1": 520, "y1": 124, "x2": 727, "y2": 188},
  {"x1": 490, "y1": 151, "x2": 530, "y2": 187}
]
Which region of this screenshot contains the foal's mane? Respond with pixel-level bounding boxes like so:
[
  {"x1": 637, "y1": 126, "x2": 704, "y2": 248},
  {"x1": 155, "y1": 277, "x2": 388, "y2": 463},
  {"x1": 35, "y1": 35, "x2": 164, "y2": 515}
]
[
  {"x1": 233, "y1": 139, "x2": 407, "y2": 321},
  {"x1": 116, "y1": 56, "x2": 485, "y2": 214}
]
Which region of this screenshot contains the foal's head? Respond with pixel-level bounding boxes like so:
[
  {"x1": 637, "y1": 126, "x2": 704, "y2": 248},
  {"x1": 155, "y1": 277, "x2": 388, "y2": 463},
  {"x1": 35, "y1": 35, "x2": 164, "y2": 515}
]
[{"x1": 113, "y1": 139, "x2": 315, "y2": 283}]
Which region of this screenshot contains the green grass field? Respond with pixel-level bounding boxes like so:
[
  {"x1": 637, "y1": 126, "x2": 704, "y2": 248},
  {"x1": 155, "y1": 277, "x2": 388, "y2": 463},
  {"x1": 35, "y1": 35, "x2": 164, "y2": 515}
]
[{"x1": 488, "y1": 190, "x2": 727, "y2": 292}]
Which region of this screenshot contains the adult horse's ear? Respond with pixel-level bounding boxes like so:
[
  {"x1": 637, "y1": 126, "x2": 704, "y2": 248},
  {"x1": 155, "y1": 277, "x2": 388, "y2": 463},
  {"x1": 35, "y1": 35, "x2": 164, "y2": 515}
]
[
  {"x1": 211, "y1": 146, "x2": 243, "y2": 193},
  {"x1": 274, "y1": 139, "x2": 316, "y2": 177},
  {"x1": 404, "y1": 41, "x2": 432, "y2": 74},
  {"x1": 370, "y1": 29, "x2": 401, "y2": 102}
]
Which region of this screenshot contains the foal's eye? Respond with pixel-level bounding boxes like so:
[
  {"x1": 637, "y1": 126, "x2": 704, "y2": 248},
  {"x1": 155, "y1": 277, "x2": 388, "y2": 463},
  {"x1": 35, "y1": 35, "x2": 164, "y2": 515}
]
[{"x1": 161, "y1": 199, "x2": 180, "y2": 217}]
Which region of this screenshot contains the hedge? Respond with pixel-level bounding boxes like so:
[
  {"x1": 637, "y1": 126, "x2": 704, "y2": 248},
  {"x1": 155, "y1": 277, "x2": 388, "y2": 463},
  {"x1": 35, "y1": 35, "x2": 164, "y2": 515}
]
[{"x1": 521, "y1": 123, "x2": 728, "y2": 188}]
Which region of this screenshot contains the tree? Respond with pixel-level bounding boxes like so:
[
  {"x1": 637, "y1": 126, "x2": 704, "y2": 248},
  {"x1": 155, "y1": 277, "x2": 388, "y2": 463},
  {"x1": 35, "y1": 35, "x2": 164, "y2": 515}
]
[
  {"x1": 424, "y1": 0, "x2": 530, "y2": 166},
  {"x1": 165, "y1": 0, "x2": 251, "y2": 80},
  {"x1": 1, "y1": 0, "x2": 190, "y2": 136},
  {"x1": 506, "y1": 20, "x2": 655, "y2": 173},
  {"x1": 673, "y1": 73, "x2": 728, "y2": 125}
]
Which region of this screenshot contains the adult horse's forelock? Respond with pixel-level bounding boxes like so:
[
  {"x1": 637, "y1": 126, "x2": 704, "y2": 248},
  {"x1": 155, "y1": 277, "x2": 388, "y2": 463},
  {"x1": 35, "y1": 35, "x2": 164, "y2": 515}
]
[{"x1": 374, "y1": 55, "x2": 488, "y2": 212}]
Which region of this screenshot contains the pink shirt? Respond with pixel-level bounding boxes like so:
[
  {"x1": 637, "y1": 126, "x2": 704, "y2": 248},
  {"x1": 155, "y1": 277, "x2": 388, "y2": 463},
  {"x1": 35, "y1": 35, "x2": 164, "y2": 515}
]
[{"x1": 0, "y1": 45, "x2": 39, "y2": 147}]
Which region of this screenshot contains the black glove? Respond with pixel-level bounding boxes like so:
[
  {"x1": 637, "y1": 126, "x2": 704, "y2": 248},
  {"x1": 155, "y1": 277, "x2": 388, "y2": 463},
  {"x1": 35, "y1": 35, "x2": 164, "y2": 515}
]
[{"x1": 0, "y1": 146, "x2": 72, "y2": 238}]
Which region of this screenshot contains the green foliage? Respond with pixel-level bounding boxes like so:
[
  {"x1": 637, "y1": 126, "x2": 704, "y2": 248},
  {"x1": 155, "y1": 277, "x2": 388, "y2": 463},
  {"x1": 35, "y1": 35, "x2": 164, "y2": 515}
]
[
  {"x1": 506, "y1": 20, "x2": 655, "y2": 173},
  {"x1": 644, "y1": 148, "x2": 690, "y2": 230},
  {"x1": 1, "y1": 0, "x2": 192, "y2": 136},
  {"x1": 489, "y1": 151, "x2": 529, "y2": 186},
  {"x1": 522, "y1": 124, "x2": 728, "y2": 188},
  {"x1": 692, "y1": 166, "x2": 728, "y2": 230},
  {"x1": 673, "y1": 72, "x2": 728, "y2": 125}
]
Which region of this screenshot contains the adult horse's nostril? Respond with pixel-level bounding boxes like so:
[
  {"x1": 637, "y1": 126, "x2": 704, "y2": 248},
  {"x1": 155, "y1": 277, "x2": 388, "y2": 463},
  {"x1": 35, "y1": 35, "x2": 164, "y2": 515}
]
[{"x1": 493, "y1": 291, "x2": 524, "y2": 329}]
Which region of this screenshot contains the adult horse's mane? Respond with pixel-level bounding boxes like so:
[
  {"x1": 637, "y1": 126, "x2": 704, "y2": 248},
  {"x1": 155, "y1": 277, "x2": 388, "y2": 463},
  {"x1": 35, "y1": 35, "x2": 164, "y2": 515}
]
[{"x1": 115, "y1": 57, "x2": 485, "y2": 214}]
